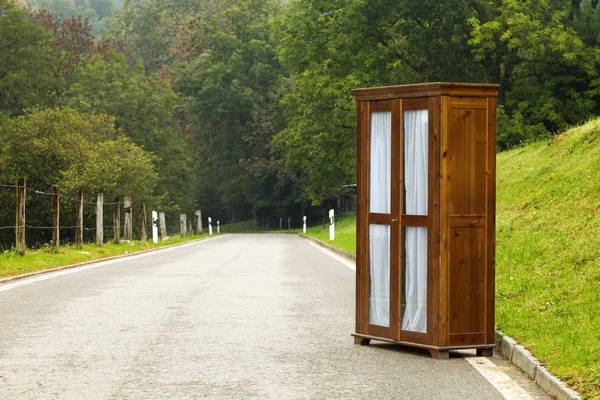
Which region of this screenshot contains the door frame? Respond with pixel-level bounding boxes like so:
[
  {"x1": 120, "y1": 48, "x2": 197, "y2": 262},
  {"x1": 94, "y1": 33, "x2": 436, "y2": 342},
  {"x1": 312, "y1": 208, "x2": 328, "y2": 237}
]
[
  {"x1": 357, "y1": 99, "x2": 401, "y2": 340},
  {"x1": 356, "y1": 97, "x2": 439, "y2": 345}
]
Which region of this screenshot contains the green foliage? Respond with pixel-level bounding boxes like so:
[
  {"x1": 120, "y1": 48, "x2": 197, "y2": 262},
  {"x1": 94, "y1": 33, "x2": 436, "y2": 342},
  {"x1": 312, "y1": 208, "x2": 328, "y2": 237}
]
[
  {"x1": 67, "y1": 52, "x2": 176, "y2": 146},
  {"x1": 4, "y1": 0, "x2": 600, "y2": 236},
  {"x1": 107, "y1": 0, "x2": 212, "y2": 73},
  {"x1": 26, "y1": 0, "x2": 117, "y2": 34},
  {"x1": 0, "y1": 108, "x2": 159, "y2": 244},
  {"x1": 0, "y1": 107, "x2": 119, "y2": 187},
  {"x1": 173, "y1": 0, "x2": 287, "y2": 220},
  {"x1": 469, "y1": 0, "x2": 600, "y2": 148},
  {"x1": 272, "y1": 0, "x2": 495, "y2": 203},
  {"x1": 60, "y1": 136, "x2": 158, "y2": 203},
  {"x1": 0, "y1": 1, "x2": 58, "y2": 115},
  {"x1": 66, "y1": 51, "x2": 194, "y2": 209}
]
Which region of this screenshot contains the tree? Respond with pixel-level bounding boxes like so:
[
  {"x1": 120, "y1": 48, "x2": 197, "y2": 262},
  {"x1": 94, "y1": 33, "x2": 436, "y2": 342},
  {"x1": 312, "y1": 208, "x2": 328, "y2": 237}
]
[
  {"x1": 0, "y1": 0, "x2": 58, "y2": 115},
  {"x1": 0, "y1": 107, "x2": 158, "y2": 244},
  {"x1": 66, "y1": 51, "x2": 195, "y2": 210},
  {"x1": 26, "y1": 0, "x2": 117, "y2": 34},
  {"x1": 173, "y1": 0, "x2": 288, "y2": 220},
  {"x1": 470, "y1": 0, "x2": 600, "y2": 148},
  {"x1": 272, "y1": 0, "x2": 497, "y2": 203},
  {"x1": 31, "y1": 10, "x2": 96, "y2": 96}
]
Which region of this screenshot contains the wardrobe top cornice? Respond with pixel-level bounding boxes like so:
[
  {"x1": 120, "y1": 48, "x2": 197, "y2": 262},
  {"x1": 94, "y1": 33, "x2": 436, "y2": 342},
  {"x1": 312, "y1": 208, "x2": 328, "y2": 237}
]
[{"x1": 352, "y1": 82, "x2": 500, "y2": 101}]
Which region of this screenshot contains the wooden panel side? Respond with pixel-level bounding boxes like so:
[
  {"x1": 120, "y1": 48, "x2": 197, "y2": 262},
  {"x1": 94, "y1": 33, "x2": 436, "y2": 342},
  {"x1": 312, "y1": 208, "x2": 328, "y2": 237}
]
[
  {"x1": 448, "y1": 108, "x2": 487, "y2": 215},
  {"x1": 446, "y1": 99, "x2": 489, "y2": 341},
  {"x1": 391, "y1": 99, "x2": 401, "y2": 340},
  {"x1": 449, "y1": 227, "x2": 486, "y2": 335},
  {"x1": 449, "y1": 97, "x2": 487, "y2": 110},
  {"x1": 370, "y1": 100, "x2": 392, "y2": 112},
  {"x1": 450, "y1": 215, "x2": 486, "y2": 228},
  {"x1": 402, "y1": 97, "x2": 429, "y2": 110},
  {"x1": 356, "y1": 101, "x2": 370, "y2": 335},
  {"x1": 449, "y1": 332, "x2": 486, "y2": 346},
  {"x1": 428, "y1": 96, "x2": 441, "y2": 347},
  {"x1": 439, "y1": 96, "x2": 451, "y2": 347},
  {"x1": 486, "y1": 97, "x2": 497, "y2": 344}
]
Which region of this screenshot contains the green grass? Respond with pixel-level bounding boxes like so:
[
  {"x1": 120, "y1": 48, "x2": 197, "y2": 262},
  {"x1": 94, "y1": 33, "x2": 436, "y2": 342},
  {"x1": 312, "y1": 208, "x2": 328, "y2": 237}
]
[
  {"x1": 300, "y1": 120, "x2": 600, "y2": 398},
  {"x1": 0, "y1": 234, "x2": 212, "y2": 279},
  {"x1": 298, "y1": 212, "x2": 357, "y2": 253},
  {"x1": 495, "y1": 120, "x2": 600, "y2": 398}
]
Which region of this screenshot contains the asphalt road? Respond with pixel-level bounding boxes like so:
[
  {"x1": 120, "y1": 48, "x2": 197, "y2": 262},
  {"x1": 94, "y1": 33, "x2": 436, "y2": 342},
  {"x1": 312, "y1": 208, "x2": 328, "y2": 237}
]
[{"x1": 0, "y1": 234, "x2": 549, "y2": 399}]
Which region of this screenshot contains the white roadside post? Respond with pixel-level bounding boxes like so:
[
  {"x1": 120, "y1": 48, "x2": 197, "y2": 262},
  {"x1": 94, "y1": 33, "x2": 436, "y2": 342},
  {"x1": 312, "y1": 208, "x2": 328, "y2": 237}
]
[
  {"x1": 151, "y1": 211, "x2": 158, "y2": 244},
  {"x1": 217, "y1": 221, "x2": 220, "y2": 233},
  {"x1": 208, "y1": 217, "x2": 213, "y2": 236},
  {"x1": 303, "y1": 216, "x2": 307, "y2": 234},
  {"x1": 329, "y1": 209, "x2": 335, "y2": 241}
]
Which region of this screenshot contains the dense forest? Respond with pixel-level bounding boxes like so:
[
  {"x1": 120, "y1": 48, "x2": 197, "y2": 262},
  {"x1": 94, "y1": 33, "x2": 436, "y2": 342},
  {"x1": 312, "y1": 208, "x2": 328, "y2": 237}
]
[{"x1": 1, "y1": 0, "x2": 600, "y2": 243}]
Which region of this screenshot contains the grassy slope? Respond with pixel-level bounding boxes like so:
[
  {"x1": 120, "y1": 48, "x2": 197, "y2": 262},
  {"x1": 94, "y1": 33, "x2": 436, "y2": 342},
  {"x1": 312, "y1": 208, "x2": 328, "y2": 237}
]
[
  {"x1": 302, "y1": 120, "x2": 600, "y2": 398},
  {"x1": 496, "y1": 120, "x2": 600, "y2": 398},
  {"x1": 0, "y1": 234, "x2": 210, "y2": 279}
]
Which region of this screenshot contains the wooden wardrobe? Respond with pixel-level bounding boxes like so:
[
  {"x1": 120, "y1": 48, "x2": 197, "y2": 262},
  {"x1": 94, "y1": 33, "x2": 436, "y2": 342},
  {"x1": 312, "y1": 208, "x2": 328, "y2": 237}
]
[{"x1": 352, "y1": 82, "x2": 499, "y2": 359}]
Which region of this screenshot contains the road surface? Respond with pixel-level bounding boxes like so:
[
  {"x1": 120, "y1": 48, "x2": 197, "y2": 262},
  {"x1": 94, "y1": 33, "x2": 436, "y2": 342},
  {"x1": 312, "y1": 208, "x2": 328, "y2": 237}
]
[{"x1": 0, "y1": 234, "x2": 549, "y2": 399}]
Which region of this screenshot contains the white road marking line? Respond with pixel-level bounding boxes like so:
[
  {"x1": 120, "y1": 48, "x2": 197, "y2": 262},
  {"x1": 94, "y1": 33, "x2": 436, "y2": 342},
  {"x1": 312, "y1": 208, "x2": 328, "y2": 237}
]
[
  {"x1": 465, "y1": 356, "x2": 535, "y2": 400},
  {"x1": 0, "y1": 235, "x2": 226, "y2": 293},
  {"x1": 307, "y1": 237, "x2": 535, "y2": 400},
  {"x1": 305, "y1": 240, "x2": 356, "y2": 271}
]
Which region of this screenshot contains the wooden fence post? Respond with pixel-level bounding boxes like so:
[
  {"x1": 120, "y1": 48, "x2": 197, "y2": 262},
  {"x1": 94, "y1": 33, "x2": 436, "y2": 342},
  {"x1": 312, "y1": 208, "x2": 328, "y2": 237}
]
[
  {"x1": 180, "y1": 213, "x2": 187, "y2": 237},
  {"x1": 195, "y1": 210, "x2": 202, "y2": 234},
  {"x1": 279, "y1": 217, "x2": 282, "y2": 231},
  {"x1": 288, "y1": 217, "x2": 291, "y2": 230},
  {"x1": 96, "y1": 193, "x2": 103, "y2": 246},
  {"x1": 123, "y1": 197, "x2": 132, "y2": 240},
  {"x1": 75, "y1": 190, "x2": 83, "y2": 250},
  {"x1": 52, "y1": 185, "x2": 59, "y2": 248},
  {"x1": 15, "y1": 177, "x2": 26, "y2": 255},
  {"x1": 113, "y1": 197, "x2": 120, "y2": 243},
  {"x1": 159, "y1": 212, "x2": 167, "y2": 239},
  {"x1": 140, "y1": 203, "x2": 147, "y2": 242}
]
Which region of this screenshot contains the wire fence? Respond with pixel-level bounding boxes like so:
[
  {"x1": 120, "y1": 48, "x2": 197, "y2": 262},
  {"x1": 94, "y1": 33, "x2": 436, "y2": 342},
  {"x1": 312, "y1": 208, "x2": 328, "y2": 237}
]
[{"x1": 0, "y1": 180, "x2": 206, "y2": 252}]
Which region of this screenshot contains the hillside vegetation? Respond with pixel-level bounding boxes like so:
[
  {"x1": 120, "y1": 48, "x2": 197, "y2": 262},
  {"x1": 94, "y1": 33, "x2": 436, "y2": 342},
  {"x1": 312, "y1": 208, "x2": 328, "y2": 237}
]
[
  {"x1": 5, "y1": 0, "x2": 600, "y2": 231},
  {"x1": 303, "y1": 119, "x2": 600, "y2": 398},
  {"x1": 496, "y1": 119, "x2": 600, "y2": 398}
]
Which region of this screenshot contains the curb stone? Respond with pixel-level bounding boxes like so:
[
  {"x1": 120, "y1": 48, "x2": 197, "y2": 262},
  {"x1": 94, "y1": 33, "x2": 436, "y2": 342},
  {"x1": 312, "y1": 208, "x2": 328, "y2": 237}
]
[
  {"x1": 297, "y1": 233, "x2": 356, "y2": 261},
  {"x1": 495, "y1": 331, "x2": 582, "y2": 400},
  {"x1": 297, "y1": 233, "x2": 582, "y2": 400}
]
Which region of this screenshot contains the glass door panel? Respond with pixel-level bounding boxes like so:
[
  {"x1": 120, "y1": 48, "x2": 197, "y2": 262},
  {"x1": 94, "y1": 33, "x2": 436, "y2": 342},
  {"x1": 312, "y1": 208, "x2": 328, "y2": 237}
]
[
  {"x1": 401, "y1": 109, "x2": 429, "y2": 334},
  {"x1": 369, "y1": 224, "x2": 390, "y2": 327},
  {"x1": 403, "y1": 110, "x2": 428, "y2": 215},
  {"x1": 368, "y1": 110, "x2": 392, "y2": 329},
  {"x1": 401, "y1": 226, "x2": 428, "y2": 332},
  {"x1": 370, "y1": 112, "x2": 391, "y2": 214}
]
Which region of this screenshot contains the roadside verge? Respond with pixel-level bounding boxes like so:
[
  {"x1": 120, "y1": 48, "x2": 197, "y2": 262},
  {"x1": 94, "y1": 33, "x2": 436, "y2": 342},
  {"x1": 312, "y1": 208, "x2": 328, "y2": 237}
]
[{"x1": 0, "y1": 235, "x2": 224, "y2": 285}]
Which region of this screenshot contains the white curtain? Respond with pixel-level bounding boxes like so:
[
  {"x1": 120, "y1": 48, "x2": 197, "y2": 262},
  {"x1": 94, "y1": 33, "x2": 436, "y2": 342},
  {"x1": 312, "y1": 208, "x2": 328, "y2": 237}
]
[
  {"x1": 370, "y1": 112, "x2": 391, "y2": 214},
  {"x1": 402, "y1": 110, "x2": 428, "y2": 333},
  {"x1": 403, "y1": 110, "x2": 428, "y2": 216},
  {"x1": 368, "y1": 111, "x2": 392, "y2": 327},
  {"x1": 369, "y1": 224, "x2": 390, "y2": 327}
]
